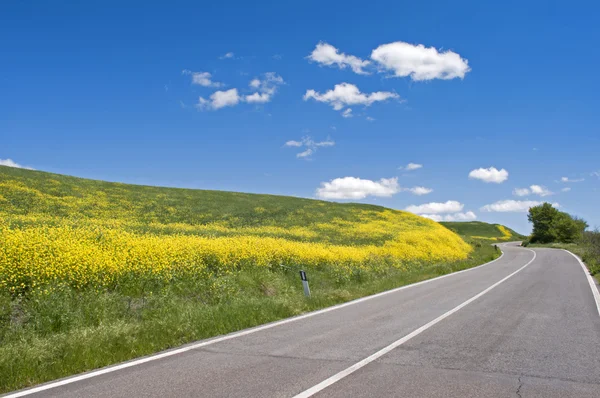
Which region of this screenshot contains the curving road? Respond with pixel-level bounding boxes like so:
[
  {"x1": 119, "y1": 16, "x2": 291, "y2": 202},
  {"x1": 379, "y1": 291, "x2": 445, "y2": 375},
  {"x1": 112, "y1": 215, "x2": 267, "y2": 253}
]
[{"x1": 6, "y1": 243, "x2": 600, "y2": 398}]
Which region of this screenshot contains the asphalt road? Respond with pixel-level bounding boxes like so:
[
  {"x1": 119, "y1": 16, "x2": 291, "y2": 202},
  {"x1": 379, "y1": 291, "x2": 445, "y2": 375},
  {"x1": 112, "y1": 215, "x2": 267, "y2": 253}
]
[{"x1": 7, "y1": 243, "x2": 600, "y2": 398}]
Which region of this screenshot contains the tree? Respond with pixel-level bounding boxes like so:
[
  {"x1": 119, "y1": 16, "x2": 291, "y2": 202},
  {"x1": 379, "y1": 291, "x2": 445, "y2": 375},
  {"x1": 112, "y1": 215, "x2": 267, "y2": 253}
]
[
  {"x1": 528, "y1": 203, "x2": 589, "y2": 243},
  {"x1": 528, "y1": 203, "x2": 559, "y2": 243}
]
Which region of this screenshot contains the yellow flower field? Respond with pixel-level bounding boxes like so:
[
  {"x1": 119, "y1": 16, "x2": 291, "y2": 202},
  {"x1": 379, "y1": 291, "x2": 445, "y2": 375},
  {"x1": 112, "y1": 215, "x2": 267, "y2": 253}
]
[{"x1": 0, "y1": 168, "x2": 472, "y2": 295}]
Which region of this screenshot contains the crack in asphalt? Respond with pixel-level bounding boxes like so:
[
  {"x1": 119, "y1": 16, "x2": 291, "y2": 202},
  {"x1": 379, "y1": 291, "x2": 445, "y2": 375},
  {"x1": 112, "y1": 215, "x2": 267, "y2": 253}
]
[{"x1": 516, "y1": 375, "x2": 524, "y2": 398}]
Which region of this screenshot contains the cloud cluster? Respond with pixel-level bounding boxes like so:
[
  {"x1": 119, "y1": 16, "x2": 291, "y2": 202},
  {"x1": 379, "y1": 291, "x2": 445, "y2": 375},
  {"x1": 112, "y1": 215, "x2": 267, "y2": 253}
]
[
  {"x1": 245, "y1": 72, "x2": 285, "y2": 103},
  {"x1": 405, "y1": 200, "x2": 475, "y2": 221},
  {"x1": 481, "y1": 200, "x2": 559, "y2": 213},
  {"x1": 513, "y1": 185, "x2": 553, "y2": 197},
  {"x1": 468, "y1": 167, "x2": 509, "y2": 183},
  {"x1": 560, "y1": 176, "x2": 584, "y2": 183},
  {"x1": 316, "y1": 177, "x2": 400, "y2": 199},
  {"x1": 304, "y1": 83, "x2": 398, "y2": 117},
  {"x1": 371, "y1": 42, "x2": 470, "y2": 81},
  {"x1": 422, "y1": 211, "x2": 477, "y2": 222},
  {"x1": 406, "y1": 186, "x2": 432, "y2": 196},
  {"x1": 182, "y1": 70, "x2": 222, "y2": 87},
  {"x1": 196, "y1": 73, "x2": 285, "y2": 110},
  {"x1": 399, "y1": 162, "x2": 422, "y2": 171},
  {"x1": 0, "y1": 158, "x2": 34, "y2": 170},
  {"x1": 197, "y1": 88, "x2": 240, "y2": 110},
  {"x1": 405, "y1": 200, "x2": 464, "y2": 214},
  {"x1": 307, "y1": 42, "x2": 370, "y2": 75},
  {"x1": 307, "y1": 41, "x2": 470, "y2": 81},
  {"x1": 284, "y1": 136, "x2": 335, "y2": 160}
]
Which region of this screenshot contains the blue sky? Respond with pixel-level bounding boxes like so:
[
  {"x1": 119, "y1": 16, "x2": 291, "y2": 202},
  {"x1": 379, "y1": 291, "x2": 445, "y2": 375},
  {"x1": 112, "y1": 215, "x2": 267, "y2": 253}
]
[{"x1": 1, "y1": 0, "x2": 599, "y2": 234}]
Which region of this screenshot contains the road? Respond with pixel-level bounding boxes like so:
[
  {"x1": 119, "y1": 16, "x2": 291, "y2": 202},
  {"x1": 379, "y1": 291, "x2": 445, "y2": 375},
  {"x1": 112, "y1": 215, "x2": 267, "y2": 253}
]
[{"x1": 7, "y1": 243, "x2": 600, "y2": 398}]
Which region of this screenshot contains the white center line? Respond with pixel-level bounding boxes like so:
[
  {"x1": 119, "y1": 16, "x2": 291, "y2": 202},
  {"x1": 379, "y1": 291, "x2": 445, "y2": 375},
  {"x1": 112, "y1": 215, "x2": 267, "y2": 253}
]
[{"x1": 293, "y1": 248, "x2": 537, "y2": 398}]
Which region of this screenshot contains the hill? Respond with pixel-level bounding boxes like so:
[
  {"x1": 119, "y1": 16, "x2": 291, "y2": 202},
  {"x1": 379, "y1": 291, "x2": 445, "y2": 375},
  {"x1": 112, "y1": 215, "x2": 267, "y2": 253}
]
[
  {"x1": 0, "y1": 165, "x2": 471, "y2": 294},
  {"x1": 440, "y1": 221, "x2": 525, "y2": 241}
]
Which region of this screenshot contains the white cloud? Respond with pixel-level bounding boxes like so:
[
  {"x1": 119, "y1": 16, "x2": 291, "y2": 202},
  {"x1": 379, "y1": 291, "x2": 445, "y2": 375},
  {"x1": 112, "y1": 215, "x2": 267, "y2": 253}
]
[
  {"x1": 481, "y1": 200, "x2": 559, "y2": 213},
  {"x1": 314, "y1": 139, "x2": 335, "y2": 147},
  {"x1": 366, "y1": 116, "x2": 375, "y2": 121},
  {"x1": 560, "y1": 176, "x2": 584, "y2": 183},
  {"x1": 422, "y1": 211, "x2": 477, "y2": 222},
  {"x1": 513, "y1": 188, "x2": 531, "y2": 197},
  {"x1": 304, "y1": 83, "x2": 398, "y2": 116},
  {"x1": 284, "y1": 136, "x2": 335, "y2": 160},
  {"x1": 297, "y1": 149, "x2": 313, "y2": 158},
  {"x1": 316, "y1": 177, "x2": 400, "y2": 199},
  {"x1": 592, "y1": 171, "x2": 600, "y2": 178},
  {"x1": 341, "y1": 108, "x2": 353, "y2": 118},
  {"x1": 562, "y1": 187, "x2": 571, "y2": 192},
  {"x1": 245, "y1": 92, "x2": 271, "y2": 103},
  {"x1": 468, "y1": 167, "x2": 509, "y2": 183},
  {"x1": 400, "y1": 162, "x2": 422, "y2": 171},
  {"x1": 197, "y1": 88, "x2": 240, "y2": 110},
  {"x1": 284, "y1": 140, "x2": 303, "y2": 147},
  {"x1": 245, "y1": 72, "x2": 285, "y2": 104},
  {"x1": 307, "y1": 42, "x2": 371, "y2": 75},
  {"x1": 405, "y1": 200, "x2": 464, "y2": 215},
  {"x1": 182, "y1": 70, "x2": 222, "y2": 87},
  {"x1": 513, "y1": 185, "x2": 553, "y2": 197},
  {"x1": 407, "y1": 186, "x2": 433, "y2": 195},
  {"x1": 219, "y1": 52, "x2": 235, "y2": 59},
  {"x1": 371, "y1": 41, "x2": 470, "y2": 81},
  {"x1": 529, "y1": 184, "x2": 553, "y2": 197},
  {"x1": 0, "y1": 158, "x2": 34, "y2": 170}
]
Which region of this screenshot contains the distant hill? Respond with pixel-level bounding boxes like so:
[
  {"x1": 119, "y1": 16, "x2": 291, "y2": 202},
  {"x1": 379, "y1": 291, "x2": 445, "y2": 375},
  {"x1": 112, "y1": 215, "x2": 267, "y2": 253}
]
[{"x1": 440, "y1": 221, "x2": 525, "y2": 241}]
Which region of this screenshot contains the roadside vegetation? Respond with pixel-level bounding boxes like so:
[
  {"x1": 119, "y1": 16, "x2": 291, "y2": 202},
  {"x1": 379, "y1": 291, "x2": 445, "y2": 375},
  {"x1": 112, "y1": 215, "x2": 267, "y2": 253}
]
[
  {"x1": 523, "y1": 203, "x2": 599, "y2": 276},
  {"x1": 441, "y1": 221, "x2": 524, "y2": 241},
  {"x1": 0, "y1": 166, "x2": 503, "y2": 392}
]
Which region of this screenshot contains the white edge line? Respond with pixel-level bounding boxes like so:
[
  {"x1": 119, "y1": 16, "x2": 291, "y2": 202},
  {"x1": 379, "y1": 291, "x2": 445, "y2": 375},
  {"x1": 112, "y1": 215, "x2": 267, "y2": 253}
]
[
  {"x1": 563, "y1": 249, "x2": 600, "y2": 317},
  {"x1": 293, "y1": 248, "x2": 537, "y2": 398},
  {"x1": 5, "y1": 246, "x2": 510, "y2": 397}
]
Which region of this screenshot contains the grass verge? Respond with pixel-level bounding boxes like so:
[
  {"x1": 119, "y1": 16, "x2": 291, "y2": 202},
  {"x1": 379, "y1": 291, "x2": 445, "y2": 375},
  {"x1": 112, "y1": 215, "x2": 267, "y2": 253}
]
[{"x1": 0, "y1": 241, "x2": 499, "y2": 394}]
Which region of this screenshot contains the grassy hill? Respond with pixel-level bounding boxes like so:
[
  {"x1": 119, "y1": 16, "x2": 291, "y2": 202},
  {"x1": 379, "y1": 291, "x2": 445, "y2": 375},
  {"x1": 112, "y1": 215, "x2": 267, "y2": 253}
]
[
  {"x1": 440, "y1": 221, "x2": 525, "y2": 241},
  {"x1": 0, "y1": 166, "x2": 500, "y2": 392}
]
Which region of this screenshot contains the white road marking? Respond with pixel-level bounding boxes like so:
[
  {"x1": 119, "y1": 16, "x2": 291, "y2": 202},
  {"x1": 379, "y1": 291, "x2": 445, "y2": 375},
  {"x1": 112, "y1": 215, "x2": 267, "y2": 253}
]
[
  {"x1": 293, "y1": 248, "x2": 537, "y2": 398},
  {"x1": 5, "y1": 247, "x2": 509, "y2": 397},
  {"x1": 563, "y1": 249, "x2": 600, "y2": 317}
]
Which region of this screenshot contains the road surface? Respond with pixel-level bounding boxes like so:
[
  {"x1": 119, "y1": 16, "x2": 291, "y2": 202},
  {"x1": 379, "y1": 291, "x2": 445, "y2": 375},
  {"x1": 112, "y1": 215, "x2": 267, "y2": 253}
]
[{"x1": 6, "y1": 243, "x2": 600, "y2": 397}]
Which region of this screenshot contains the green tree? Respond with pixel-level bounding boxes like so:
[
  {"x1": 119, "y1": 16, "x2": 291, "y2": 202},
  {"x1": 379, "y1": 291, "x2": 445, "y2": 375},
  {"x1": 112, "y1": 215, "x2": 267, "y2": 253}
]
[
  {"x1": 528, "y1": 203, "x2": 588, "y2": 243},
  {"x1": 528, "y1": 203, "x2": 559, "y2": 243}
]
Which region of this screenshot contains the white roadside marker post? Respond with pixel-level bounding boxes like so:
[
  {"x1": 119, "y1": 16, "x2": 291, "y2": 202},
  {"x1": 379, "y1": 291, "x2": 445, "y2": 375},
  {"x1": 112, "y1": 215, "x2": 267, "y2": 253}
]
[{"x1": 299, "y1": 270, "x2": 311, "y2": 297}]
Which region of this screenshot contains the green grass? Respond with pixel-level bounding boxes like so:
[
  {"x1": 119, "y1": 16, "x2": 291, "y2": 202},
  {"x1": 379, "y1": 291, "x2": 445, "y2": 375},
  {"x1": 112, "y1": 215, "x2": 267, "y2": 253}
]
[
  {"x1": 0, "y1": 165, "x2": 424, "y2": 240},
  {"x1": 0, "y1": 242, "x2": 499, "y2": 393},
  {"x1": 440, "y1": 221, "x2": 525, "y2": 241}
]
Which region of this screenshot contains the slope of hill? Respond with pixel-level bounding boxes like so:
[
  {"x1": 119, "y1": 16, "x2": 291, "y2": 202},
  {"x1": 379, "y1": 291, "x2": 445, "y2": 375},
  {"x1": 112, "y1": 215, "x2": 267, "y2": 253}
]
[
  {"x1": 0, "y1": 166, "x2": 473, "y2": 294},
  {"x1": 440, "y1": 221, "x2": 525, "y2": 241}
]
